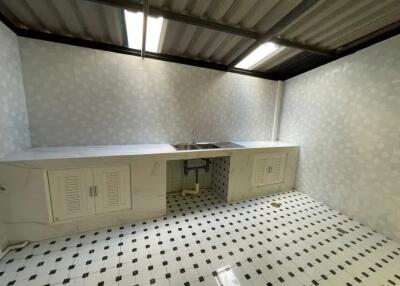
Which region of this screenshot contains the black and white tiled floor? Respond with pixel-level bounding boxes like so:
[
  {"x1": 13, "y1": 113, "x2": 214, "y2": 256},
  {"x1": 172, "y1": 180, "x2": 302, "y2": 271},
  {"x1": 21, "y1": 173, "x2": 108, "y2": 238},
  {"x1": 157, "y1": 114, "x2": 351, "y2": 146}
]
[{"x1": 1, "y1": 190, "x2": 400, "y2": 286}]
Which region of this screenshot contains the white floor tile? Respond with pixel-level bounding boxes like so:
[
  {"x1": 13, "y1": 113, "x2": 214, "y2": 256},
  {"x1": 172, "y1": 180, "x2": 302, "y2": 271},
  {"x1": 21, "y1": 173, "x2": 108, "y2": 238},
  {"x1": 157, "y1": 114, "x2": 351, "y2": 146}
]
[{"x1": 1, "y1": 190, "x2": 399, "y2": 286}]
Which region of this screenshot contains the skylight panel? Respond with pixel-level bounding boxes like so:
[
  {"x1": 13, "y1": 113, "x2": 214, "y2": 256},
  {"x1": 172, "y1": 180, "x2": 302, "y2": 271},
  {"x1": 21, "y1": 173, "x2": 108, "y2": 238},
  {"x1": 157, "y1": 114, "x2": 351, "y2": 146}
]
[
  {"x1": 146, "y1": 15, "x2": 164, "y2": 52},
  {"x1": 235, "y1": 42, "x2": 279, "y2": 70},
  {"x1": 124, "y1": 10, "x2": 164, "y2": 53}
]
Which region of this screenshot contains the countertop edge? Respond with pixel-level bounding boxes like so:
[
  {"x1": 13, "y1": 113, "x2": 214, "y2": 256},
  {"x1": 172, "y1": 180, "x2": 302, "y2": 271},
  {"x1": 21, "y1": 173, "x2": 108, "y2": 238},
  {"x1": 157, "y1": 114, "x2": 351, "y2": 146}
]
[{"x1": 0, "y1": 142, "x2": 300, "y2": 163}]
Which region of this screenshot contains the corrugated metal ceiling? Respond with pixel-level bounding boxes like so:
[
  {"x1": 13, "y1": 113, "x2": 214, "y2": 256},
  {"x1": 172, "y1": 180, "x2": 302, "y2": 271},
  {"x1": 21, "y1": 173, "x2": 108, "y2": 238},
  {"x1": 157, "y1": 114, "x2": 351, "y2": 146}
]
[
  {"x1": 282, "y1": 0, "x2": 400, "y2": 49},
  {"x1": 159, "y1": 20, "x2": 255, "y2": 65},
  {"x1": 0, "y1": 0, "x2": 399, "y2": 79},
  {"x1": 0, "y1": 0, "x2": 125, "y2": 45},
  {"x1": 152, "y1": 0, "x2": 305, "y2": 65}
]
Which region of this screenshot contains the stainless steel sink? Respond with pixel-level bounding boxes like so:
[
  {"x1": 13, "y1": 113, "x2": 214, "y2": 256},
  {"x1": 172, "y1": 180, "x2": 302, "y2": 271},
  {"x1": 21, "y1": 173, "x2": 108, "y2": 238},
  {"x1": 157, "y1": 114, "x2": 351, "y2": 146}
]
[
  {"x1": 215, "y1": 142, "x2": 243, "y2": 149},
  {"x1": 171, "y1": 142, "x2": 243, "y2": 151},
  {"x1": 196, "y1": 143, "x2": 220, "y2": 149},
  {"x1": 172, "y1": 143, "x2": 199, "y2": 151}
]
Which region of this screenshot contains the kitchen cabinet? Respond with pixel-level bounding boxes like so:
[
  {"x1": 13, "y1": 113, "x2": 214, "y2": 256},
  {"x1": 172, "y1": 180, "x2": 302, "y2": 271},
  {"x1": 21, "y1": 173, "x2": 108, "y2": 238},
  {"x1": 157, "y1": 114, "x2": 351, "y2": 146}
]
[
  {"x1": 48, "y1": 166, "x2": 131, "y2": 222},
  {"x1": 251, "y1": 153, "x2": 286, "y2": 186}
]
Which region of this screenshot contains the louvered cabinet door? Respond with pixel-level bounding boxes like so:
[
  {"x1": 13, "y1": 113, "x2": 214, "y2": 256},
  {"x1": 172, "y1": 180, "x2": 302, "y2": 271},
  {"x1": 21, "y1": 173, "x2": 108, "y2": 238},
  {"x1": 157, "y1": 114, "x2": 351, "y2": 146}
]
[
  {"x1": 93, "y1": 166, "x2": 131, "y2": 214},
  {"x1": 48, "y1": 168, "x2": 95, "y2": 221},
  {"x1": 251, "y1": 155, "x2": 269, "y2": 186},
  {"x1": 265, "y1": 153, "x2": 287, "y2": 185},
  {"x1": 252, "y1": 153, "x2": 287, "y2": 186}
]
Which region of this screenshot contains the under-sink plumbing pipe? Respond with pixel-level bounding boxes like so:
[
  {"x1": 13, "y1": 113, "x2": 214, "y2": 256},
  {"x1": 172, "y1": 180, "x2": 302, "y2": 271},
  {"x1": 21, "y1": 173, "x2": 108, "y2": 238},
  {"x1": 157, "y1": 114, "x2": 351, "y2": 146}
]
[{"x1": 181, "y1": 159, "x2": 210, "y2": 196}]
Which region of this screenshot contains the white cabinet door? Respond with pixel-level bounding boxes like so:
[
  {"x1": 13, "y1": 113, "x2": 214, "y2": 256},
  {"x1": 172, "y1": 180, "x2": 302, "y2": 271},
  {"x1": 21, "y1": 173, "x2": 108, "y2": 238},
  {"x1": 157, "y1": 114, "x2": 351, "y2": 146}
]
[
  {"x1": 48, "y1": 168, "x2": 95, "y2": 221},
  {"x1": 251, "y1": 153, "x2": 287, "y2": 186},
  {"x1": 93, "y1": 166, "x2": 131, "y2": 214},
  {"x1": 251, "y1": 155, "x2": 269, "y2": 186},
  {"x1": 265, "y1": 153, "x2": 286, "y2": 185}
]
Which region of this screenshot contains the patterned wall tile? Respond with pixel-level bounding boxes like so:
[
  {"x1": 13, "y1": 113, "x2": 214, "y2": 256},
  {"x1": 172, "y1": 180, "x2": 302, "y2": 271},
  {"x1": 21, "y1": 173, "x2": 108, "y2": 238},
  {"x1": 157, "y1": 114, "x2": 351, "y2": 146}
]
[
  {"x1": 0, "y1": 22, "x2": 31, "y2": 251},
  {"x1": 279, "y1": 35, "x2": 400, "y2": 242},
  {"x1": 0, "y1": 24, "x2": 31, "y2": 157},
  {"x1": 19, "y1": 38, "x2": 278, "y2": 147},
  {"x1": 211, "y1": 157, "x2": 230, "y2": 199}
]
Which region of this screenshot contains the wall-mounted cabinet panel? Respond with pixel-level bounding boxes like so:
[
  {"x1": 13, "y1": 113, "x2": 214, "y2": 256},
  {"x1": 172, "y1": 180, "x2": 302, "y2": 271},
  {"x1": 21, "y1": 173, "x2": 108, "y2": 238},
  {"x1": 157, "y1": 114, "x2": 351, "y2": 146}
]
[
  {"x1": 48, "y1": 166, "x2": 131, "y2": 222},
  {"x1": 251, "y1": 153, "x2": 286, "y2": 186}
]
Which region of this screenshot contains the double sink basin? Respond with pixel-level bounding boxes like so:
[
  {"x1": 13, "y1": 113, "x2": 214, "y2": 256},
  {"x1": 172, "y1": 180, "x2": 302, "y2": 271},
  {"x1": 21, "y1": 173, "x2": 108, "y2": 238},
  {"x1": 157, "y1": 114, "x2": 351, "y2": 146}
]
[{"x1": 172, "y1": 142, "x2": 243, "y2": 151}]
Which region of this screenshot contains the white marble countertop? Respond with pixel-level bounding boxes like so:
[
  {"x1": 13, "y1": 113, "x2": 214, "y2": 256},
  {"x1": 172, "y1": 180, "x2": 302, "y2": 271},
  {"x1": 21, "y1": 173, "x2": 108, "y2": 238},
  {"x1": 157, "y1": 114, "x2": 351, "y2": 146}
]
[
  {"x1": 0, "y1": 141, "x2": 299, "y2": 162},
  {"x1": 234, "y1": 141, "x2": 298, "y2": 148}
]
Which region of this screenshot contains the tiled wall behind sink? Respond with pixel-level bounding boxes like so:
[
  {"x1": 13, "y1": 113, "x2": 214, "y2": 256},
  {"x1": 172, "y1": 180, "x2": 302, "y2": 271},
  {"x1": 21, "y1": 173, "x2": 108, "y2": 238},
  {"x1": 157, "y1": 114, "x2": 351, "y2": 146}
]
[
  {"x1": 167, "y1": 160, "x2": 212, "y2": 193},
  {"x1": 212, "y1": 157, "x2": 230, "y2": 199},
  {"x1": 167, "y1": 157, "x2": 230, "y2": 198},
  {"x1": 19, "y1": 38, "x2": 278, "y2": 147}
]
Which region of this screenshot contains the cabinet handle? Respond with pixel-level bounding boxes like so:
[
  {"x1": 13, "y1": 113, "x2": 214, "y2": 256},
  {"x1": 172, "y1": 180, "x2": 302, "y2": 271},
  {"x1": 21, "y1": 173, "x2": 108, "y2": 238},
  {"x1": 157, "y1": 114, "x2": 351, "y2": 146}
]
[
  {"x1": 89, "y1": 186, "x2": 93, "y2": 197},
  {"x1": 93, "y1": 186, "x2": 98, "y2": 197}
]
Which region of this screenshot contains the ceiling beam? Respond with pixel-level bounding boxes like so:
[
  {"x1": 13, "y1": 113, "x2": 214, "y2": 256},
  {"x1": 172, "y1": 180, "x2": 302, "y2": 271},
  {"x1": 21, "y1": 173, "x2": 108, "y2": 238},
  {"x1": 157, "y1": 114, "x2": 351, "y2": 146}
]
[
  {"x1": 15, "y1": 27, "x2": 278, "y2": 80},
  {"x1": 1, "y1": 1, "x2": 398, "y2": 82},
  {"x1": 270, "y1": 20, "x2": 400, "y2": 80},
  {"x1": 86, "y1": 0, "x2": 331, "y2": 57},
  {"x1": 272, "y1": 37, "x2": 332, "y2": 57},
  {"x1": 227, "y1": 0, "x2": 322, "y2": 69},
  {"x1": 85, "y1": 0, "x2": 259, "y2": 39},
  {"x1": 334, "y1": 20, "x2": 400, "y2": 55},
  {"x1": 141, "y1": 0, "x2": 148, "y2": 57}
]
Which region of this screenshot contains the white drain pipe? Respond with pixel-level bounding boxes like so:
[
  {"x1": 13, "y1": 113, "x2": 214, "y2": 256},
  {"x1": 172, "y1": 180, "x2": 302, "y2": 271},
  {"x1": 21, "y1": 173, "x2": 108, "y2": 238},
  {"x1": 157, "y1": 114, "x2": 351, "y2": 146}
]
[
  {"x1": 271, "y1": 81, "x2": 284, "y2": 141},
  {"x1": 181, "y1": 159, "x2": 210, "y2": 196},
  {"x1": 181, "y1": 182, "x2": 200, "y2": 196}
]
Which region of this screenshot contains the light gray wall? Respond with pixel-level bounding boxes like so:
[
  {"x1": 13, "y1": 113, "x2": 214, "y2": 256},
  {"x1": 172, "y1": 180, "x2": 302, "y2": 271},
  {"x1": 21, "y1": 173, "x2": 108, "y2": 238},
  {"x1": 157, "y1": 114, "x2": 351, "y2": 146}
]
[
  {"x1": 279, "y1": 35, "x2": 400, "y2": 242},
  {"x1": 19, "y1": 38, "x2": 278, "y2": 147},
  {"x1": 0, "y1": 22, "x2": 31, "y2": 251},
  {"x1": 0, "y1": 25, "x2": 30, "y2": 157}
]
